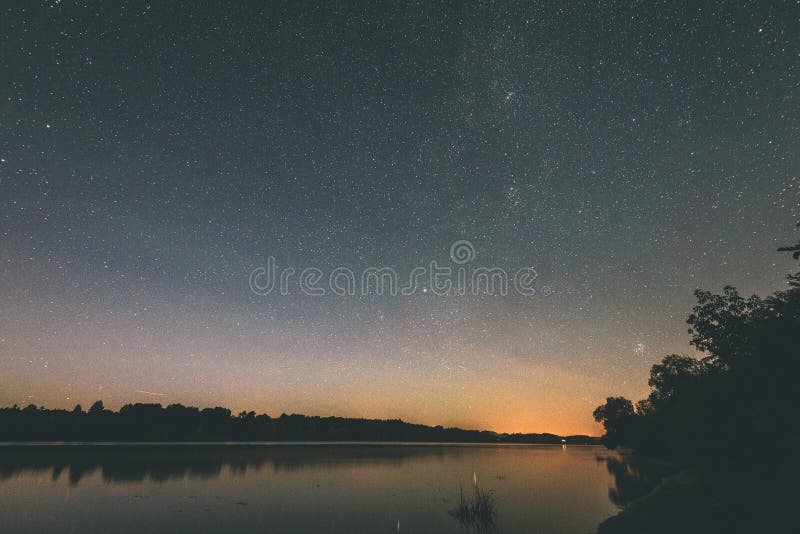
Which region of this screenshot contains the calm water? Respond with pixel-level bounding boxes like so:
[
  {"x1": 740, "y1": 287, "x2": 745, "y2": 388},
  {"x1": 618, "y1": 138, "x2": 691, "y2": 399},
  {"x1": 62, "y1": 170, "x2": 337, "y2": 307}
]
[{"x1": 0, "y1": 444, "x2": 664, "y2": 534}]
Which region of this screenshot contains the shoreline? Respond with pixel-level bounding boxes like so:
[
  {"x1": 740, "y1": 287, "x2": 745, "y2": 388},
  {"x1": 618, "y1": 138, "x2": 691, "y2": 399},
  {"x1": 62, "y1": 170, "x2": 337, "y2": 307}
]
[
  {"x1": 597, "y1": 463, "x2": 791, "y2": 534},
  {"x1": 0, "y1": 440, "x2": 600, "y2": 447},
  {"x1": 597, "y1": 470, "x2": 700, "y2": 534}
]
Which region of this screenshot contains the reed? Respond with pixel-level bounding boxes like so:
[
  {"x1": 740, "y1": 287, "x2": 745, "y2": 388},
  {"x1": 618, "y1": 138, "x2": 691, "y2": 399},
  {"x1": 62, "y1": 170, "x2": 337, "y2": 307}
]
[{"x1": 448, "y1": 483, "x2": 497, "y2": 532}]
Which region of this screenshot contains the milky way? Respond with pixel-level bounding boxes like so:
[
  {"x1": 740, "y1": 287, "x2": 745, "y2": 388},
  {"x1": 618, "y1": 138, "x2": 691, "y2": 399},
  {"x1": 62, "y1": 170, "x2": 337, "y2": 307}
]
[{"x1": 1, "y1": 1, "x2": 798, "y2": 434}]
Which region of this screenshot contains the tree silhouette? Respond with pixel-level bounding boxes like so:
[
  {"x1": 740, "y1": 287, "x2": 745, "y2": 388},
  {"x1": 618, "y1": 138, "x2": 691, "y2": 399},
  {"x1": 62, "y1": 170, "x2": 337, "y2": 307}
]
[
  {"x1": 646, "y1": 354, "x2": 705, "y2": 408},
  {"x1": 594, "y1": 224, "x2": 800, "y2": 462},
  {"x1": 777, "y1": 222, "x2": 800, "y2": 260},
  {"x1": 0, "y1": 402, "x2": 599, "y2": 444},
  {"x1": 593, "y1": 397, "x2": 635, "y2": 448}
]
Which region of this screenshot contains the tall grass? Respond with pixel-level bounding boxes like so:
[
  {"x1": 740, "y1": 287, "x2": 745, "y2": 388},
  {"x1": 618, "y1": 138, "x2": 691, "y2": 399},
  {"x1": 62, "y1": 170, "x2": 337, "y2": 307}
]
[{"x1": 448, "y1": 483, "x2": 498, "y2": 532}]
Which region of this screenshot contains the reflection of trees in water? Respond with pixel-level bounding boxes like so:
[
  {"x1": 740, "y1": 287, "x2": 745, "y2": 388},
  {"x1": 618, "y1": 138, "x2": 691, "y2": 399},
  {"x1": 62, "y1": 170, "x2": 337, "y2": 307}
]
[
  {"x1": 0, "y1": 445, "x2": 470, "y2": 485},
  {"x1": 597, "y1": 454, "x2": 675, "y2": 507},
  {"x1": 597, "y1": 455, "x2": 796, "y2": 533}
]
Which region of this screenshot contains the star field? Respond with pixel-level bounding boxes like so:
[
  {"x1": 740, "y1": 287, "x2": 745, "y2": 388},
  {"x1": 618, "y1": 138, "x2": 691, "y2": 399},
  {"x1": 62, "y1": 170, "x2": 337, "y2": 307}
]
[{"x1": 1, "y1": 1, "x2": 798, "y2": 434}]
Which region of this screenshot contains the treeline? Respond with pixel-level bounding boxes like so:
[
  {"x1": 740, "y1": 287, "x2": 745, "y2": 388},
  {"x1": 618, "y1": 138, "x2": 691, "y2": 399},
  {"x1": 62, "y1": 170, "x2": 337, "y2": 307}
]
[
  {"x1": 593, "y1": 228, "x2": 800, "y2": 463},
  {"x1": 0, "y1": 401, "x2": 597, "y2": 444}
]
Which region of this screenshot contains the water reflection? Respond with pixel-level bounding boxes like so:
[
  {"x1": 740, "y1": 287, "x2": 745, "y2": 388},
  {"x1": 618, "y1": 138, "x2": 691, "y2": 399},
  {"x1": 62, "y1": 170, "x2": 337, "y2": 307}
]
[
  {"x1": 0, "y1": 443, "x2": 470, "y2": 485},
  {"x1": 0, "y1": 444, "x2": 660, "y2": 534},
  {"x1": 596, "y1": 453, "x2": 675, "y2": 507}
]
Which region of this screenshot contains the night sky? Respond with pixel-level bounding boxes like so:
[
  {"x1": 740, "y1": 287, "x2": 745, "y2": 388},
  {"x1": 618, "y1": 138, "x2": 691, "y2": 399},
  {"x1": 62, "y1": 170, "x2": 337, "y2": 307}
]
[{"x1": 2, "y1": 1, "x2": 798, "y2": 435}]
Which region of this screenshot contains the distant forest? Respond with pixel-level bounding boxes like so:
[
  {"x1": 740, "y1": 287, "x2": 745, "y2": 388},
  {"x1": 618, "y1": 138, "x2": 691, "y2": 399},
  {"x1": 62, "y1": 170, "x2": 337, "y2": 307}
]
[
  {"x1": 0, "y1": 401, "x2": 597, "y2": 444},
  {"x1": 593, "y1": 226, "x2": 800, "y2": 463}
]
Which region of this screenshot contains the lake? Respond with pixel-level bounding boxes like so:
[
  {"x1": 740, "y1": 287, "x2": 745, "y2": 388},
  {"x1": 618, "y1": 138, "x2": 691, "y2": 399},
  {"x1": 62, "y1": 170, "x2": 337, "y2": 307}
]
[{"x1": 0, "y1": 443, "x2": 664, "y2": 533}]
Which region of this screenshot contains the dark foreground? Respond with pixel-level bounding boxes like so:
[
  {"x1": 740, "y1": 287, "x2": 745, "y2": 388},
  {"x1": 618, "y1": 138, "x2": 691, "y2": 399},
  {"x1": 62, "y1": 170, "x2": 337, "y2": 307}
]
[{"x1": 598, "y1": 460, "x2": 796, "y2": 534}]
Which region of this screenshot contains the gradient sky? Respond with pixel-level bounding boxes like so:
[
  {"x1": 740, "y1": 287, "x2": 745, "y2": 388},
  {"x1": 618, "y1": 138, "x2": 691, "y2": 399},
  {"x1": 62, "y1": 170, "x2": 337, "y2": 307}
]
[{"x1": 1, "y1": 1, "x2": 798, "y2": 435}]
